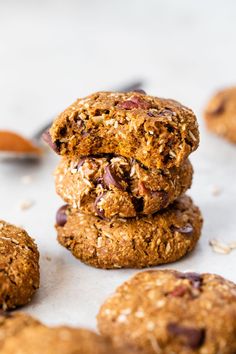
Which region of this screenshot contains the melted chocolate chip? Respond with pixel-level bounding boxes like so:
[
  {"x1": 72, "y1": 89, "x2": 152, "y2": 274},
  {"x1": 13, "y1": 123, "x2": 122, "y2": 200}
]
[
  {"x1": 167, "y1": 323, "x2": 205, "y2": 349},
  {"x1": 132, "y1": 197, "x2": 144, "y2": 213},
  {"x1": 56, "y1": 205, "x2": 68, "y2": 227},
  {"x1": 178, "y1": 272, "x2": 203, "y2": 289},
  {"x1": 42, "y1": 130, "x2": 60, "y2": 154},
  {"x1": 103, "y1": 165, "x2": 124, "y2": 191}
]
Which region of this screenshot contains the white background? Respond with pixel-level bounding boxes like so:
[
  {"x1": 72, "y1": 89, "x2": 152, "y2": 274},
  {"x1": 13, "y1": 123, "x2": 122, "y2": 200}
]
[{"x1": 0, "y1": 0, "x2": 236, "y2": 329}]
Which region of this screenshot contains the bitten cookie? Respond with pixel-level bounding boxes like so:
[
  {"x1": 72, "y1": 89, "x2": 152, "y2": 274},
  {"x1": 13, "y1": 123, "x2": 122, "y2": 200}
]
[
  {"x1": 55, "y1": 155, "x2": 193, "y2": 218},
  {"x1": 2, "y1": 320, "x2": 136, "y2": 354},
  {"x1": 97, "y1": 270, "x2": 236, "y2": 354},
  {"x1": 47, "y1": 91, "x2": 199, "y2": 169},
  {"x1": 204, "y1": 86, "x2": 236, "y2": 143},
  {"x1": 0, "y1": 312, "x2": 40, "y2": 349},
  {"x1": 56, "y1": 195, "x2": 202, "y2": 269},
  {"x1": 0, "y1": 221, "x2": 40, "y2": 309}
]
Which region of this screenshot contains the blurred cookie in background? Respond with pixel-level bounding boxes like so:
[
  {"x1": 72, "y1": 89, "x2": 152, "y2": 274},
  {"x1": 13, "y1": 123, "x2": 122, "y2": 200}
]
[{"x1": 204, "y1": 86, "x2": 236, "y2": 143}]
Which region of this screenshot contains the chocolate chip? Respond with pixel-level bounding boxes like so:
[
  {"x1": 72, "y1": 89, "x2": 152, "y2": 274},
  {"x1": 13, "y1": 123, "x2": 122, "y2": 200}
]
[
  {"x1": 173, "y1": 224, "x2": 194, "y2": 235},
  {"x1": 167, "y1": 323, "x2": 205, "y2": 349},
  {"x1": 56, "y1": 205, "x2": 68, "y2": 227},
  {"x1": 132, "y1": 197, "x2": 144, "y2": 213},
  {"x1": 178, "y1": 272, "x2": 203, "y2": 289},
  {"x1": 94, "y1": 194, "x2": 106, "y2": 219},
  {"x1": 103, "y1": 165, "x2": 124, "y2": 191},
  {"x1": 42, "y1": 130, "x2": 60, "y2": 154},
  {"x1": 169, "y1": 285, "x2": 188, "y2": 297}
]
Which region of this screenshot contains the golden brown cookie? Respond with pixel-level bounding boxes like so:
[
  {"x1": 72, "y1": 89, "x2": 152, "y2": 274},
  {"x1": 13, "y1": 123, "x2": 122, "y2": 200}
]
[
  {"x1": 0, "y1": 312, "x2": 40, "y2": 350},
  {"x1": 47, "y1": 91, "x2": 199, "y2": 169},
  {"x1": 55, "y1": 155, "x2": 193, "y2": 218},
  {"x1": 97, "y1": 270, "x2": 236, "y2": 354},
  {"x1": 2, "y1": 319, "x2": 136, "y2": 354},
  {"x1": 204, "y1": 86, "x2": 236, "y2": 143},
  {"x1": 56, "y1": 195, "x2": 202, "y2": 269},
  {"x1": 0, "y1": 220, "x2": 40, "y2": 310}
]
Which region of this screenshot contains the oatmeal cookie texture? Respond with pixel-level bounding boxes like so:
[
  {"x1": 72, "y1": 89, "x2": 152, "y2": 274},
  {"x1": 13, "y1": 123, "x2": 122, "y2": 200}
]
[
  {"x1": 97, "y1": 270, "x2": 236, "y2": 354},
  {"x1": 204, "y1": 86, "x2": 236, "y2": 143},
  {"x1": 0, "y1": 312, "x2": 136, "y2": 354},
  {"x1": 0, "y1": 220, "x2": 40, "y2": 310},
  {"x1": 56, "y1": 195, "x2": 202, "y2": 269},
  {"x1": 55, "y1": 155, "x2": 193, "y2": 218},
  {"x1": 49, "y1": 91, "x2": 199, "y2": 169}
]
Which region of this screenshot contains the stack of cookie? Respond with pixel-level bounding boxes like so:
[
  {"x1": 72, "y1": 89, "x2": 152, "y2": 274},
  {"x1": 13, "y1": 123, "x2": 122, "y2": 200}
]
[{"x1": 44, "y1": 91, "x2": 203, "y2": 268}]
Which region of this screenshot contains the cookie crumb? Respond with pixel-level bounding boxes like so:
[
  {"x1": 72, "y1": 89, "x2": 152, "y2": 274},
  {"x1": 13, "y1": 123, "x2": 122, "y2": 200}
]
[
  {"x1": 19, "y1": 200, "x2": 35, "y2": 211},
  {"x1": 211, "y1": 185, "x2": 221, "y2": 196}
]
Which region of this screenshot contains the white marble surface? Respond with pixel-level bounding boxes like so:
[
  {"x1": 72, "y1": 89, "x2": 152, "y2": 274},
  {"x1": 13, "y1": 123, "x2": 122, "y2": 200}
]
[{"x1": 0, "y1": 0, "x2": 236, "y2": 329}]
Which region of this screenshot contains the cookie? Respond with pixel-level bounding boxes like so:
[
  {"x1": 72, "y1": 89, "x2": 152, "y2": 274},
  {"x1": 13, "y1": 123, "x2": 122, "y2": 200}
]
[
  {"x1": 47, "y1": 91, "x2": 199, "y2": 169},
  {"x1": 55, "y1": 155, "x2": 193, "y2": 218},
  {"x1": 204, "y1": 86, "x2": 236, "y2": 143},
  {"x1": 0, "y1": 220, "x2": 40, "y2": 309},
  {"x1": 56, "y1": 195, "x2": 202, "y2": 269},
  {"x1": 97, "y1": 270, "x2": 236, "y2": 354},
  {"x1": 0, "y1": 312, "x2": 40, "y2": 349},
  {"x1": 2, "y1": 321, "x2": 136, "y2": 354}
]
